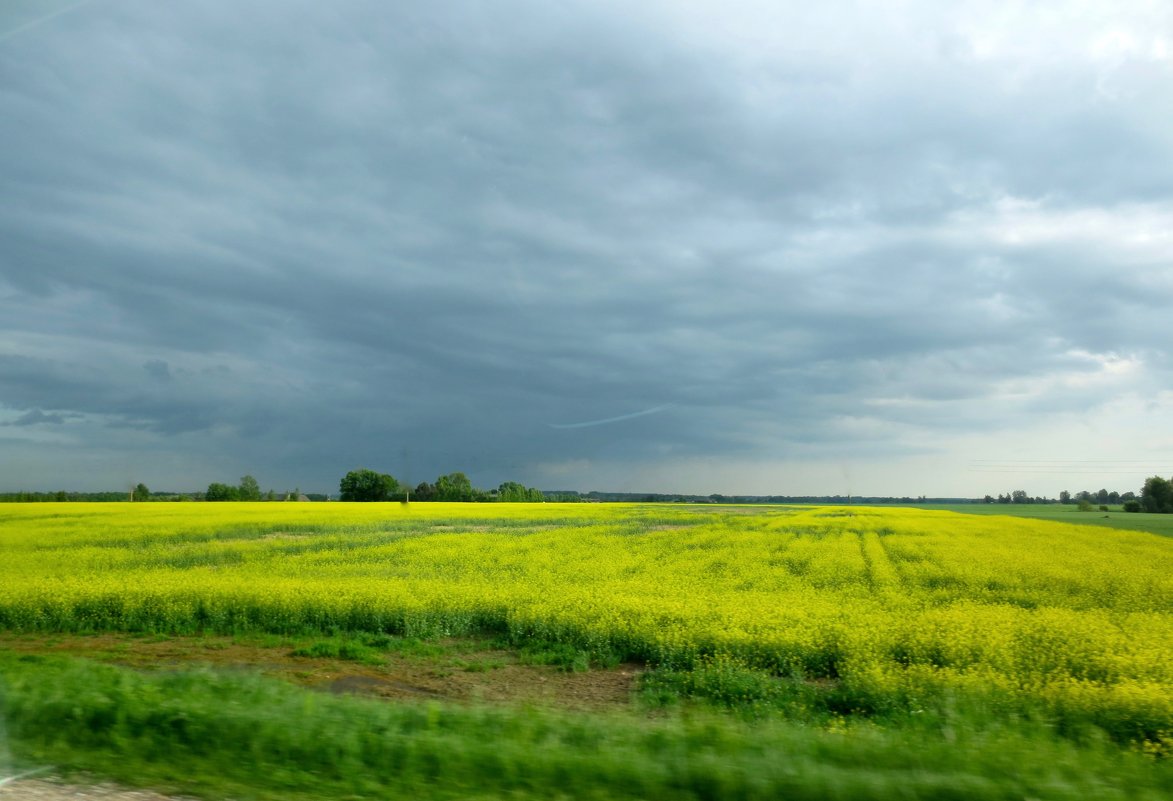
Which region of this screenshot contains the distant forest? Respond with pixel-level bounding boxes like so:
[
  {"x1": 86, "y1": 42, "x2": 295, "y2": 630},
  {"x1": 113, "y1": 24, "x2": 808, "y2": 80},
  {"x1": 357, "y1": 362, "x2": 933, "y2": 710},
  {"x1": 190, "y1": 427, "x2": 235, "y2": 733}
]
[
  {"x1": 978, "y1": 480, "x2": 1173, "y2": 513},
  {"x1": 983, "y1": 489, "x2": 1136, "y2": 505},
  {"x1": 0, "y1": 488, "x2": 958, "y2": 504},
  {"x1": 3, "y1": 474, "x2": 1170, "y2": 513}
]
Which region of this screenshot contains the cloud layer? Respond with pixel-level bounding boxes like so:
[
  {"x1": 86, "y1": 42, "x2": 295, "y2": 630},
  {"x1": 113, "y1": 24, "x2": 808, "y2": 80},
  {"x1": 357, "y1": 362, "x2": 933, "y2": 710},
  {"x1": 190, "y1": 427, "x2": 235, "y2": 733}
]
[{"x1": 1, "y1": 0, "x2": 1171, "y2": 495}]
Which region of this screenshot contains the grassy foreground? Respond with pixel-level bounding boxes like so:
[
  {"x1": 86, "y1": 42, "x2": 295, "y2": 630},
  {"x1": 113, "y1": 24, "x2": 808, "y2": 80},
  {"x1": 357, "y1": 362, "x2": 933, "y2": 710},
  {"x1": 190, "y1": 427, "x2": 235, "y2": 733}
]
[{"x1": 2, "y1": 652, "x2": 1169, "y2": 801}]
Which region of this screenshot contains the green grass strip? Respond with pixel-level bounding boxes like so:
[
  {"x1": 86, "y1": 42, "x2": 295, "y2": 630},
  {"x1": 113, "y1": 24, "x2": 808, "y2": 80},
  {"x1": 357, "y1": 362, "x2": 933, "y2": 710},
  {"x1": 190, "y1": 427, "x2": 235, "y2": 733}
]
[{"x1": 1, "y1": 655, "x2": 1169, "y2": 801}]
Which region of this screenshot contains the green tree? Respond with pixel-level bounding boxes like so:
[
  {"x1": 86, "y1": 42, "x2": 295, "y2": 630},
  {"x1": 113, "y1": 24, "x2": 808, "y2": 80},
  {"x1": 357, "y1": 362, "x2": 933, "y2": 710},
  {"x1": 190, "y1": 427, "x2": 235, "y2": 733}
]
[
  {"x1": 239, "y1": 475, "x2": 262, "y2": 502},
  {"x1": 413, "y1": 482, "x2": 436, "y2": 502},
  {"x1": 205, "y1": 482, "x2": 239, "y2": 502},
  {"x1": 1140, "y1": 476, "x2": 1173, "y2": 514},
  {"x1": 497, "y1": 481, "x2": 527, "y2": 502},
  {"x1": 435, "y1": 472, "x2": 473, "y2": 502},
  {"x1": 339, "y1": 469, "x2": 399, "y2": 502},
  {"x1": 132, "y1": 483, "x2": 150, "y2": 502}
]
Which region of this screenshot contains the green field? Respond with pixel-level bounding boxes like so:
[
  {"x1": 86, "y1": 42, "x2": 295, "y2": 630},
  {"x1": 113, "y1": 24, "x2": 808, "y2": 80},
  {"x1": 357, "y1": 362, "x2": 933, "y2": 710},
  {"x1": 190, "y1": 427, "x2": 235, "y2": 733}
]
[
  {"x1": 923, "y1": 503, "x2": 1173, "y2": 537},
  {"x1": 1, "y1": 503, "x2": 1169, "y2": 800}
]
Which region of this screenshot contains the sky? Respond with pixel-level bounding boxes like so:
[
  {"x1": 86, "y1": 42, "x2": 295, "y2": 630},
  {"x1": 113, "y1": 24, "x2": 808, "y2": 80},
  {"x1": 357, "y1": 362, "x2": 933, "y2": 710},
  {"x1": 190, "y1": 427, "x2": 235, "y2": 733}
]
[{"x1": 1, "y1": 0, "x2": 1171, "y2": 497}]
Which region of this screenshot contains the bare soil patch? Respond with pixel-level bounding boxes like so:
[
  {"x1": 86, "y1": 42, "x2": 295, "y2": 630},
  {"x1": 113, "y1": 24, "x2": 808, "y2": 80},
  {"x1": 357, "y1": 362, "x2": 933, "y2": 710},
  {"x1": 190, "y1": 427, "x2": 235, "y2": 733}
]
[
  {"x1": 428, "y1": 525, "x2": 494, "y2": 532},
  {"x1": 0, "y1": 633, "x2": 640, "y2": 712},
  {"x1": 0, "y1": 777, "x2": 201, "y2": 801},
  {"x1": 318, "y1": 659, "x2": 639, "y2": 709}
]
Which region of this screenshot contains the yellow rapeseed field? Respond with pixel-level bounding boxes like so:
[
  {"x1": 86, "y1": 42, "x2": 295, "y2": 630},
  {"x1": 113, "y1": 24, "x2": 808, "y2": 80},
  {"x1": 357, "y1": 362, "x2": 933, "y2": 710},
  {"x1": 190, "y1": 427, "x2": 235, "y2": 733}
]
[{"x1": 1, "y1": 502, "x2": 1169, "y2": 742}]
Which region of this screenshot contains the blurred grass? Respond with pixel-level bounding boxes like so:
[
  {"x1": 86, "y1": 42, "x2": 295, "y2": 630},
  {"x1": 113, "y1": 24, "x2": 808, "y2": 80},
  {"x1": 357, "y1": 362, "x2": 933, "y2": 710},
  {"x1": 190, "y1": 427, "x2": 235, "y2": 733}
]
[{"x1": 1, "y1": 654, "x2": 1169, "y2": 801}]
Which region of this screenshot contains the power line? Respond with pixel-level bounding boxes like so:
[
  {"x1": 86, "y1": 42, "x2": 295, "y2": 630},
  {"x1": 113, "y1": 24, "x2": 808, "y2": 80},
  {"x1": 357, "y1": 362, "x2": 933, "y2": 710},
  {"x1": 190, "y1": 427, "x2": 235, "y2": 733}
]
[
  {"x1": 967, "y1": 459, "x2": 1164, "y2": 464},
  {"x1": 966, "y1": 469, "x2": 1152, "y2": 475}
]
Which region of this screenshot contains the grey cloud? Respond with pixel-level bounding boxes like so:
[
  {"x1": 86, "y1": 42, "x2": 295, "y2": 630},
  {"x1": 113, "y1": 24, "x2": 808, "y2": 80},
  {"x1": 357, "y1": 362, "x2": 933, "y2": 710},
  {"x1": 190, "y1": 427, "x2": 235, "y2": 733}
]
[
  {"x1": 0, "y1": 0, "x2": 1170, "y2": 493},
  {"x1": 143, "y1": 360, "x2": 172, "y2": 382},
  {"x1": 4, "y1": 408, "x2": 69, "y2": 426}
]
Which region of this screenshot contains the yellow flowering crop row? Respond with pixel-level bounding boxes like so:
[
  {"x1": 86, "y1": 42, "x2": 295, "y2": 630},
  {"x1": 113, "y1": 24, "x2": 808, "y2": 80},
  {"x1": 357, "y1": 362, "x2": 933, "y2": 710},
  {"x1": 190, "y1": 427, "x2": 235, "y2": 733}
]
[{"x1": 0, "y1": 502, "x2": 1169, "y2": 740}]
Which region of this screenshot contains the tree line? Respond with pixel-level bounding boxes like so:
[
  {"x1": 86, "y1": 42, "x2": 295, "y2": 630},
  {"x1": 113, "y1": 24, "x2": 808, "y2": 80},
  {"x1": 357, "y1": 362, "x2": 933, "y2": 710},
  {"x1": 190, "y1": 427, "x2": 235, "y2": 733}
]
[
  {"x1": 202, "y1": 475, "x2": 329, "y2": 501},
  {"x1": 337, "y1": 468, "x2": 546, "y2": 503},
  {"x1": 983, "y1": 475, "x2": 1173, "y2": 513},
  {"x1": 980, "y1": 490, "x2": 1137, "y2": 505},
  {"x1": 5, "y1": 471, "x2": 1170, "y2": 511},
  {"x1": 0, "y1": 490, "x2": 142, "y2": 503},
  {"x1": 0, "y1": 484, "x2": 168, "y2": 502}
]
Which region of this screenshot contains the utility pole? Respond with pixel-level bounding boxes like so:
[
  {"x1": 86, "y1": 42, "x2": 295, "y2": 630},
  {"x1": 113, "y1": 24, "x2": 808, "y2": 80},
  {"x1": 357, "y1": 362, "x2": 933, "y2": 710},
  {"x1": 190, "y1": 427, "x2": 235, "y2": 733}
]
[{"x1": 402, "y1": 447, "x2": 411, "y2": 504}]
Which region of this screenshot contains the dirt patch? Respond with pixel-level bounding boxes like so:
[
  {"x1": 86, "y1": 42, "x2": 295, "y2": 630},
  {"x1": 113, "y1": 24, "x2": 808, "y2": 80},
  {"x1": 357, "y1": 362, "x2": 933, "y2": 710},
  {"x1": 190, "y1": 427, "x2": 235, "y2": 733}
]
[
  {"x1": 0, "y1": 633, "x2": 300, "y2": 673},
  {"x1": 0, "y1": 778, "x2": 200, "y2": 800},
  {"x1": 258, "y1": 531, "x2": 308, "y2": 540},
  {"x1": 0, "y1": 633, "x2": 641, "y2": 712},
  {"x1": 428, "y1": 525, "x2": 494, "y2": 532},
  {"x1": 326, "y1": 674, "x2": 444, "y2": 698},
  {"x1": 312, "y1": 660, "x2": 640, "y2": 710}
]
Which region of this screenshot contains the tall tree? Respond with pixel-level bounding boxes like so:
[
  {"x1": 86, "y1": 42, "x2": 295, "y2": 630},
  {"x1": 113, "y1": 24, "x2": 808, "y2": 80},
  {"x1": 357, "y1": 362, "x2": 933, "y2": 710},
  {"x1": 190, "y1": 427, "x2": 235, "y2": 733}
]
[
  {"x1": 1140, "y1": 476, "x2": 1173, "y2": 513},
  {"x1": 435, "y1": 472, "x2": 473, "y2": 502},
  {"x1": 239, "y1": 475, "x2": 262, "y2": 501},
  {"x1": 497, "y1": 481, "x2": 526, "y2": 502},
  {"x1": 496, "y1": 481, "x2": 545, "y2": 503},
  {"x1": 133, "y1": 483, "x2": 150, "y2": 502},
  {"x1": 205, "y1": 482, "x2": 239, "y2": 501},
  {"x1": 339, "y1": 469, "x2": 399, "y2": 502}
]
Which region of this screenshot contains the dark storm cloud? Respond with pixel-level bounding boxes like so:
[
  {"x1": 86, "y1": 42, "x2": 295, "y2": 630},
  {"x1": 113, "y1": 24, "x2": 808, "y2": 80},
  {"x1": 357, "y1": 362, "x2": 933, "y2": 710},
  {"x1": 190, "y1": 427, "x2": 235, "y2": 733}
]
[
  {"x1": 1, "y1": 0, "x2": 1170, "y2": 492},
  {"x1": 142, "y1": 360, "x2": 172, "y2": 382},
  {"x1": 3, "y1": 409, "x2": 69, "y2": 426}
]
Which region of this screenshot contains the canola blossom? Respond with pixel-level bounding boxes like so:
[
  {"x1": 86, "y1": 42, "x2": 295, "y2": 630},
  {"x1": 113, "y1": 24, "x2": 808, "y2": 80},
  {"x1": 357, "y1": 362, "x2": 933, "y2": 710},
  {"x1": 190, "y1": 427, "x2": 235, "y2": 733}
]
[{"x1": 0, "y1": 502, "x2": 1169, "y2": 743}]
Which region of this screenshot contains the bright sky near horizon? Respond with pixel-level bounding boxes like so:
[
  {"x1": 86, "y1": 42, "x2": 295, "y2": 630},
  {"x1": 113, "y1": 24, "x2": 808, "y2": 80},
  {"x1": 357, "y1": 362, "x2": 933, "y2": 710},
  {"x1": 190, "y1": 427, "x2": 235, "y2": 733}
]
[{"x1": 1, "y1": 0, "x2": 1171, "y2": 497}]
